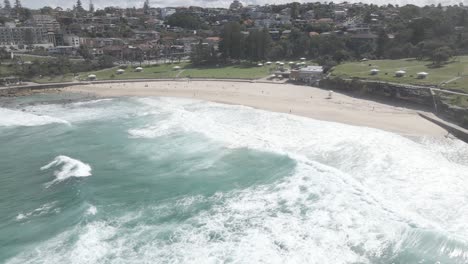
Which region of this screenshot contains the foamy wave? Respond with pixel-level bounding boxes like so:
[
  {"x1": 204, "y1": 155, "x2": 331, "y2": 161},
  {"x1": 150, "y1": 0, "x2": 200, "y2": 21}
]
[
  {"x1": 15, "y1": 202, "x2": 59, "y2": 221},
  {"x1": 7, "y1": 97, "x2": 468, "y2": 264},
  {"x1": 9, "y1": 160, "x2": 468, "y2": 263},
  {"x1": 86, "y1": 205, "x2": 97, "y2": 216},
  {"x1": 72, "y1": 99, "x2": 113, "y2": 106},
  {"x1": 41, "y1": 156, "x2": 92, "y2": 185},
  {"x1": 130, "y1": 98, "x2": 468, "y2": 236},
  {"x1": 0, "y1": 107, "x2": 69, "y2": 127}
]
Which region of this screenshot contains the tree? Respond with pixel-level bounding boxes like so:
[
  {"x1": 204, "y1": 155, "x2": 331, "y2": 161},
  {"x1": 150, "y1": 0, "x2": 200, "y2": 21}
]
[
  {"x1": 190, "y1": 40, "x2": 218, "y2": 65},
  {"x1": 78, "y1": 45, "x2": 93, "y2": 60},
  {"x1": 40, "y1": 6, "x2": 53, "y2": 15},
  {"x1": 24, "y1": 28, "x2": 34, "y2": 45},
  {"x1": 290, "y1": 2, "x2": 299, "y2": 19},
  {"x1": 89, "y1": 0, "x2": 94, "y2": 13},
  {"x1": 13, "y1": 0, "x2": 20, "y2": 9},
  {"x1": 98, "y1": 55, "x2": 116, "y2": 68},
  {"x1": 432, "y1": 46, "x2": 452, "y2": 66},
  {"x1": 245, "y1": 28, "x2": 271, "y2": 61},
  {"x1": 3, "y1": 0, "x2": 10, "y2": 10},
  {"x1": 75, "y1": 0, "x2": 84, "y2": 12},
  {"x1": 143, "y1": 0, "x2": 150, "y2": 14},
  {"x1": 166, "y1": 13, "x2": 204, "y2": 30},
  {"x1": 375, "y1": 29, "x2": 388, "y2": 58},
  {"x1": 219, "y1": 22, "x2": 244, "y2": 60}
]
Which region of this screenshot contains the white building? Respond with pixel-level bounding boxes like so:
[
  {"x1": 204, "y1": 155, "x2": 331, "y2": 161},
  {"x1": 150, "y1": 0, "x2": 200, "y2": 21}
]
[
  {"x1": 291, "y1": 66, "x2": 324, "y2": 84},
  {"x1": 64, "y1": 35, "x2": 80, "y2": 47},
  {"x1": 161, "y1": 8, "x2": 176, "y2": 19}
]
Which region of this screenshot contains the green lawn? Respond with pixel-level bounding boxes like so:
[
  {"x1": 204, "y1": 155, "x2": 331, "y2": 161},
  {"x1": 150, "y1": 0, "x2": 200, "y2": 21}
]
[
  {"x1": 77, "y1": 62, "x2": 190, "y2": 81},
  {"x1": 331, "y1": 57, "x2": 468, "y2": 92},
  {"x1": 77, "y1": 62, "x2": 275, "y2": 81},
  {"x1": 32, "y1": 74, "x2": 75, "y2": 84},
  {"x1": 179, "y1": 64, "x2": 274, "y2": 79},
  {"x1": 15, "y1": 54, "x2": 54, "y2": 62}
]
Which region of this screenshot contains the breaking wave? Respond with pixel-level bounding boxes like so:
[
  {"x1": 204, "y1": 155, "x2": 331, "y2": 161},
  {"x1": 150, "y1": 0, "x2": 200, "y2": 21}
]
[
  {"x1": 3, "y1": 97, "x2": 468, "y2": 264},
  {"x1": 40, "y1": 155, "x2": 92, "y2": 185},
  {"x1": 0, "y1": 107, "x2": 69, "y2": 127}
]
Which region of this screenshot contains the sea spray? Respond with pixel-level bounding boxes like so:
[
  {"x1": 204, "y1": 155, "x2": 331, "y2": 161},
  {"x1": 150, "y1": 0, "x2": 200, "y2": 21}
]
[{"x1": 41, "y1": 155, "x2": 92, "y2": 183}]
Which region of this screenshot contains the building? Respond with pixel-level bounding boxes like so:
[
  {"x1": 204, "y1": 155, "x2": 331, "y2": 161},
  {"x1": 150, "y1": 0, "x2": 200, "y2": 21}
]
[
  {"x1": 26, "y1": 15, "x2": 61, "y2": 32},
  {"x1": 0, "y1": 26, "x2": 50, "y2": 46},
  {"x1": 47, "y1": 46, "x2": 76, "y2": 56},
  {"x1": 290, "y1": 66, "x2": 324, "y2": 84},
  {"x1": 133, "y1": 30, "x2": 160, "y2": 41},
  {"x1": 64, "y1": 35, "x2": 80, "y2": 47},
  {"x1": 161, "y1": 8, "x2": 176, "y2": 18}
]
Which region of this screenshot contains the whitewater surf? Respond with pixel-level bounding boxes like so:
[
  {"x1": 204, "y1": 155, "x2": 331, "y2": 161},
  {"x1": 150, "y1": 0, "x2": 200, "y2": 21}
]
[{"x1": 0, "y1": 94, "x2": 467, "y2": 264}]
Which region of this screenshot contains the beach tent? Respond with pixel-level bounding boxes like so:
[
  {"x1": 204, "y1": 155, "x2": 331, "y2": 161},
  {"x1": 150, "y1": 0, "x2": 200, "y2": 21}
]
[
  {"x1": 417, "y1": 72, "x2": 429, "y2": 79},
  {"x1": 395, "y1": 70, "x2": 406, "y2": 77},
  {"x1": 173, "y1": 66, "x2": 181, "y2": 70},
  {"x1": 279, "y1": 62, "x2": 285, "y2": 66},
  {"x1": 257, "y1": 63, "x2": 263, "y2": 66},
  {"x1": 88, "y1": 74, "x2": 97, "y2": 81},
  {"x1": 361, "y1": 58, "x2": 368, "y2": 61},
  {"x1": 370, "y1": 69, "x2": 380, "y2": 75},
  {"x1": 289, "y1": 61, "x2": 295, "y2": 65},
  {"x1": 135, "y1": 67, "x2": 143, "y2": 72},
  {"x1": 116, "y1": 69, "x2": 125, "y2": 74},
  {"x1": 276, "y1": 61, "x2": 281, "y2": 65},
  {"x1": 266, "y1": 61, "x2": 272, "y2": 65},
  {"x1": 300, "y1": 57, "x2": 306, "y2": 61}
]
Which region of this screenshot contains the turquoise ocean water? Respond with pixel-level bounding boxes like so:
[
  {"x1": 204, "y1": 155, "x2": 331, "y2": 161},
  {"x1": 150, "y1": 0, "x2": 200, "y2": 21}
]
[{"x1": 1, "y1": 94, "x2": 468, "y2": 263}]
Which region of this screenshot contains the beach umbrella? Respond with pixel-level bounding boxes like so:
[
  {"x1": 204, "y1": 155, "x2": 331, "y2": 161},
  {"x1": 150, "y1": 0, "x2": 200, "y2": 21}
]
[
  {"x1": 173, "y1": 66, "x2": 181, "y2": 70},
  {"x1": 257, "y1": 63, "x2": 263, "y2": 66},
  {"x1": 289, "y1": 61, "x2": 295, "y2": 65},
  {"x1": 135, "y1": 67, "x2": 143, "y2": 72},
  {"x1": 279, "y1": 62, "x2": 285, "y2": 66},
  {"x1": 300, "y1": 57, "x2": 306, "y2": 61},
  {"x1": 417, "y1": 72, "x2": 428, "y2": 79},
  {"x1": 370, "y1": 69, "x2": 380, "y2": 75},
  {"x1": 88, "y1": 74, "x2": 97, "y2": 80},
  {"x1": 116, "y1": 69, "x2": 125, "y2": 74},
  {"x1": 395, "y1": 70, "x2": 406, "y2": 77},
  {"x1": 266, "y1": 61, "x2": 272, "y2": 65}
]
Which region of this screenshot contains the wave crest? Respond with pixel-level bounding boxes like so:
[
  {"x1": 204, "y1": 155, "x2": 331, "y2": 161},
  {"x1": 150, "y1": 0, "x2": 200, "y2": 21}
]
[{"x1": 41, "y1": 156, "x2": 92, "y2": 185}]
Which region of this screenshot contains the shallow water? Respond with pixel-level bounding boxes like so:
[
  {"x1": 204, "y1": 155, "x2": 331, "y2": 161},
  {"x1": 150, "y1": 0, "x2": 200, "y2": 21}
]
[{"x1": 1, "y1": 95, "x2": 467, "y2": 264}]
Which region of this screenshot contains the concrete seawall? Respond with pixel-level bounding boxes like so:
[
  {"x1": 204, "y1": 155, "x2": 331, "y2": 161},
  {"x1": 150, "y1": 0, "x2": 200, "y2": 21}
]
[{"x1": 418, "y1": 112, "x2": 468, "y2": 143}]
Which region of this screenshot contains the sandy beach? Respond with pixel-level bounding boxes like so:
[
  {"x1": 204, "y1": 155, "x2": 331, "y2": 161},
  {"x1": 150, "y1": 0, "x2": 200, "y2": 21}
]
[{"x1": 64, "y1": 80, "x2": 447, "y2": 136}]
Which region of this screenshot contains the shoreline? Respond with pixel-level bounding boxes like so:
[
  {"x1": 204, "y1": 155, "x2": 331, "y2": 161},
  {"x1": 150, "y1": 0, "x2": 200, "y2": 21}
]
[{"x1": 57, "y1": 80, "x2": 449, "y2": 137}]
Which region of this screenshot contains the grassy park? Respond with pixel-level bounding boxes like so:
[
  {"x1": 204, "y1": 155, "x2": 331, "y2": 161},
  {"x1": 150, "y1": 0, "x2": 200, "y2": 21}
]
[
  {"x1": 76, "y1": 62, "x2": 276, "y2": 81},
  {"x1": 331, "y1": 56, "x2": 468, "y2": 93}
]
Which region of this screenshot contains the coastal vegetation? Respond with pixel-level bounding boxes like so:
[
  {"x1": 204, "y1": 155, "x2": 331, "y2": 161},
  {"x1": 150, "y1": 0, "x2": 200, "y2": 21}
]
[{"x1": 331, "y1": 56, "x2": 468, "y2": 93}]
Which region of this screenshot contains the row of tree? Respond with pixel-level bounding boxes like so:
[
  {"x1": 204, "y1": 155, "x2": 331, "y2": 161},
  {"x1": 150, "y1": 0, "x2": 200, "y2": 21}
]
[{"x1": 218, "y1": 22, "x2": 271, "y2": 62}]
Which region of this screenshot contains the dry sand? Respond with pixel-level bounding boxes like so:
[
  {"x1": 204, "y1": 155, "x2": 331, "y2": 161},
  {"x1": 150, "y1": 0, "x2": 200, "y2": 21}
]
[{"x1": 65, "y1": 80, "x2": 447, "y2": 136}]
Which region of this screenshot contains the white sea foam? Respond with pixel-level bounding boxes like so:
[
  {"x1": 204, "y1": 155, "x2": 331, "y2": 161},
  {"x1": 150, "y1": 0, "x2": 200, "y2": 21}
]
[
  {"x1": 41, "y1": 156, "x2": 92, "y2": 185},
  {"x1": 131, "y1": 98, "x2": 468, "y2": 236},
  {"x1": 86, "y1": 205, "x2": 97, "y2": 216},
  {"x1": 15, "y1": 202, "x2": 59, "y2": 221},
  {"x1": 72, "y1": 98, "x2": 113, "y2": 106},
  {"x1": 0, "y1": 107, "x2": 69, "y2": 127},
  {"x1": 7, "y1": 97, "x2": 468, "y2": 264}
]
